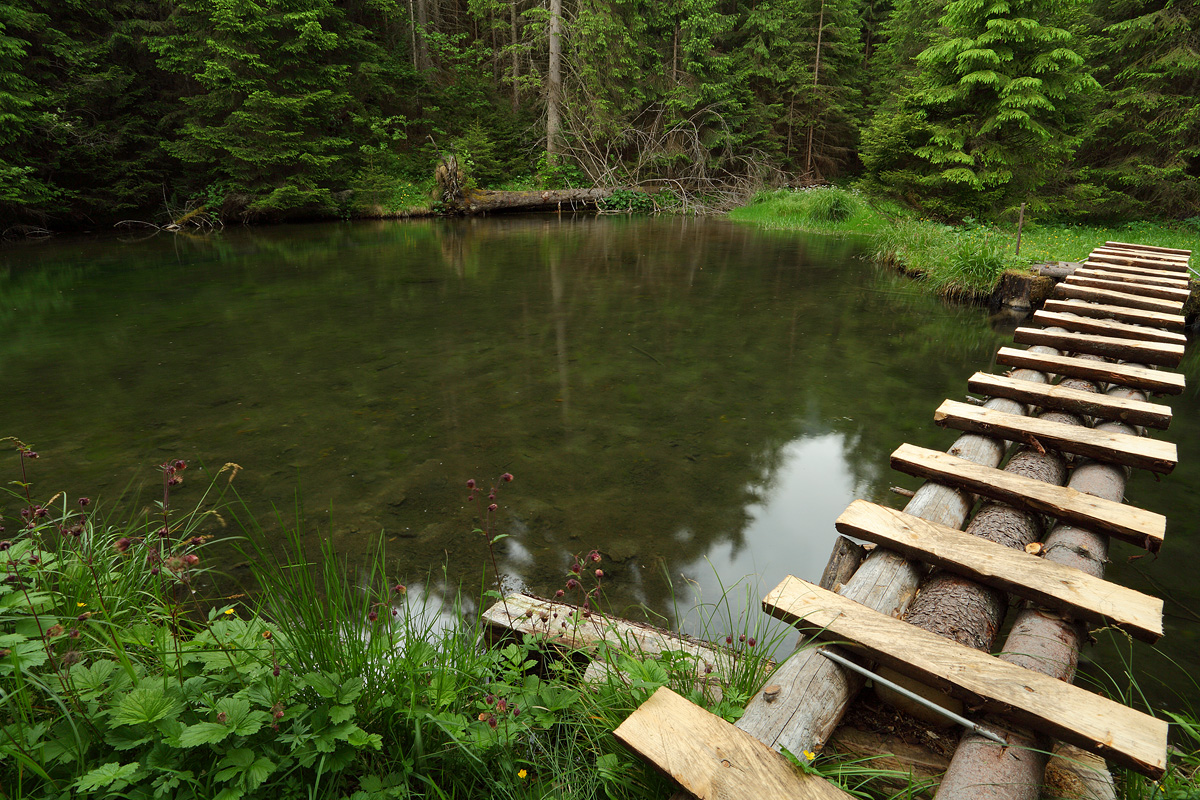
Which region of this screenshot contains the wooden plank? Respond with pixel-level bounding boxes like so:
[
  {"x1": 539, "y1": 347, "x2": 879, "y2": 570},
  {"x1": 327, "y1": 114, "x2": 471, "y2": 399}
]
[
  {"x1": 1056, "y1": 283, "x2": 1185, "y2": 313},
  {"x1": 1103, "y1": 240, "x2": 1192, "y2": 258},
  {"x1": 1093, "y1": 245, "x2": 1191, "y2": 264},
  {"x1": 1082, "y1": 261, "x2": 1193, "y2": 282},
  {"x1": 1012, "y1": 326, "x2": 1184, "y2": 368},
  {"x1": 933, "y1": 398, "x2": 1177, "y2": 473},
  {"x1": 1032, "y1": 309, "x2": 1187, "y2": 346},
  {"x1": 1088, "y1": 251, "x2": 1190, "y2": 273},
  {"x1": 762, "y1": 577, "x2": 1169, "y2": 778},
  {"x1": 889, "y1": 443, "x2": 1166, "y2": 551},
  {"x1": 1042, "y1": 298, "x2": 1186, "y2": 331},
  {"x1": 966, "y1": 371, "x2": 1173, "y2": 429},
  {"x1": 1064, "y1": 275, "x2": 1192, "y2": 303},
  {"x1": 1076, "y1": 268, "x2": 1190, "y2": 288},
  {"x1": 481, "y1": 593, "x2": 743, "y2": 680},
  {"x1": 834, "y1": 500, "x2": 1164, "y2": 642},
  {"x1": 614, "y1": 686, "x2": 856, "y2": 800},
  {"x1": 996, "y1": 346, "x2": 1186, "y2": 395}
]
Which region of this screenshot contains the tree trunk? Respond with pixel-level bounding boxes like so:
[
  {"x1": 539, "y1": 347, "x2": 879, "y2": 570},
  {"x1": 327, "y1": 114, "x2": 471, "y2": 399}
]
[
  {"x1": 805, "y1": 0, "x2": 826, "y2": 179},
  {"x1": 934, "y1": 381, "x2": 1147, "y2": 800},
  {"x1": 415, "y1": 0, "x2": 432, "y2": 72},
  {"x1": 734, "y1": 354, "x2": 1061, "y2": 751},
  {"x1": 446, "y1": 187, "x2": 622, "y2": 214},
  {"x1": 547, "y1": 0, "x2": 563, "y2": 161},
  {"x1": 511, "y1": 0, "x2": 521, "y2": 111}
]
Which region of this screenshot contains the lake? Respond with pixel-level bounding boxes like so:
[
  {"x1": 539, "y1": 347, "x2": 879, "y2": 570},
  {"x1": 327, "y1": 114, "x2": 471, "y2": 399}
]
[{"x1": 2, "y1": 215, "x2": 1196, "y2": 713}]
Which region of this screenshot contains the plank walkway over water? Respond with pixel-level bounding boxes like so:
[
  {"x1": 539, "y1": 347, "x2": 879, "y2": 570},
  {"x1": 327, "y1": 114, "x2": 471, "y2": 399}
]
[{"x1": 488, "y1": 242, "x2": 1190, "y2": 796}]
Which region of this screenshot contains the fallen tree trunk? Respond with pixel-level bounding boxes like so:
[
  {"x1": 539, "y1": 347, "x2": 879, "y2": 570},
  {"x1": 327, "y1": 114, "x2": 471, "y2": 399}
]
[
  {"x1": 934, "y1": 381, "x2": 1149, "y2": 800},
  {"x1": 446, "y1": 187, "x2": 624, "y2": 214}
]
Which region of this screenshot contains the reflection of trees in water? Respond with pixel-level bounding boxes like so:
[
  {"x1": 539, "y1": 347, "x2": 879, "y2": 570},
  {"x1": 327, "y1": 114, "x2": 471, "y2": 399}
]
[{"x1": 2, "y1": 217, "x2": 1010, "y2": 629}]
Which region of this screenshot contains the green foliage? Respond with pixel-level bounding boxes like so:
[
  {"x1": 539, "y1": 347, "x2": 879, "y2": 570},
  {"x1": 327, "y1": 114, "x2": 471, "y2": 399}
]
[
  {"x1": 597, "y1": 189, "x2": 658, "y2": 214},
  {"x1": 730, "y1": 187, "x2": 884, "y2": 234}
]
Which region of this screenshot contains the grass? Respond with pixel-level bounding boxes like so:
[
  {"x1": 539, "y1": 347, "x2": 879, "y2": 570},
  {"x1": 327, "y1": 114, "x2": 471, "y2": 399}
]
[
  {"x1": 730, "y1": 188, "x2": 1198, "y2": 300},
  {"x1": 4, "y1": 445, "x2": 1199, "y2": 799}
]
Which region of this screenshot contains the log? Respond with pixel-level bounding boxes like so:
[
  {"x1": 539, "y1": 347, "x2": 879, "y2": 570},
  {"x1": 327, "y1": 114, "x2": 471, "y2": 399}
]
[
  {"x1": 761, "y1": 577, "x2": 1168, "y2": 777},
  {"x1": 734, "y1": 361, "x2": 1059, "y2": 756},
  {"x1": 995, "y1": 347, "x2": 1186, "y2": 394},
  {"x1": 1063, "y1": 275, "x2": 1191, "y2": 303},
  {"x1": 1012, "y1": 327, "x2": 1183, "y2": 368},
  {"x1": 449, "y1": 186, "x2": 629, "y2": 213},
  {"x1": 1040, "y1": 298, "x2": 1186, "y2": 331},
  {"x1": 1030, "y1": 310, "x2": 1186, "y2": 346},
  {"x1": 966, "y1": 372, "x2": 1172, "y2": 429},
  {"x1": 614, "y1": 686, "x2": 856, "y2": 800},
  {"x1": 818, "y1": 535, "x2": 867, "y2": 592},
  {"x1": 834, "y1": 500, "x2": 1163, "y2": 642},
  {"x1": 889, "y1": 443, "x2": 1166, "y2": 551},
  {"x1": 935, "y1": 383, "x2": 1158, "y2": 799},
  {"x1": 1054, "y1": 283, "x2": 1184, "y2": 314}
]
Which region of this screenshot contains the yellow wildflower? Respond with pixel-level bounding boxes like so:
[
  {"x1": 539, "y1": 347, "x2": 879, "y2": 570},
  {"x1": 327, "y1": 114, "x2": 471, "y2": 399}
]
[
  {"x1": 77, "y1": 602, "x2": 87, "y2": 608},
  {"x1": 518, "y1": 769, "x2": 527, "y2": 780},
  {"x1": 224, "y1": 608, "x2": 236, "y2": 615},
  {"x1": 803, "y1": 750, "x2": 816, "y2": 761}
]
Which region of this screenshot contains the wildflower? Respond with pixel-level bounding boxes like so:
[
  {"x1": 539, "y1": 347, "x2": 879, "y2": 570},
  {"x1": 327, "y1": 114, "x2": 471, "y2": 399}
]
[
  {"x1": 223, "y1": 608, "x2": 236, "y2": 616},
  {"x1": 114, "y1": 537, "x2": 131, "y2": 553},
  {"x1": 46, "y1": 624, "x2": 64, "y2": 638},
  {"x1": 588, "y1": 549, "x2": 601, "y2": 563},
  {"x1": 748, "y1": 637, "x2": 757, "y2": 648},
  {"x1": 61, "y1": 650, "x2": 81, "y2": 667},
  {"x1": 23, "y1": 450, "x2": 38, "y2": 459},
  {"x1": 262, "y1": 630, "x2": 272, "y2": 639},
  {"x1": 511, "y1": 705, "x2": 520, "y2": 717},
  {"x1": 217, "y1": 712, "x2": 227, "y2": 724},
  {"x1": 488, "y1": 715, "x2": 498, "y2": 729},
  {"x1": 182, "y1": 554, "x2": 200, "y2": 567},
  {"x1": 28, "y1": 553, "x2": 40, "y2": 565},
  {"x1": 368, "y1": 610, "x2": 378, "y2": 622},
  {"x1": 393, "y1": 583, "x2": 406, "y2": 595},
  {"x1": 486, "y1": 694, "x2": 495, "y2": 705},
  {"x1": 467, "y1": 479, "x2": 476, "y2": 489},
  {"x1": 595, "y1": 569, "x2": 604, "y2": 579},
  {"x1": 570, "y1": 562, "x2": 581, "y2": 575},
  {"x1": 739, "y1": 634, "x2": 746, "y2": 644},
  {"x1": 565, "y1": 578, "x2": 579, "y2": 590},
  {"x1": 488, "y1": 503, "x2": 498, "y2": 512},
  {"x1": 518, "y1": 768, "x2": 527, "y2": 779},
  {"x1": 272, "y1": 663, "x2": 280, "y2": 677},
  {"x1": 78, "y1": 497, "x2": 91, "y2": 507},
  {"x1": 0, "y1": 541, "x2": 9, "y2": 551},
  {"x1": 68, "y1": 628, "x2": 80, "y2": 639},
  {"x1": 725, "y1": 636, "x2": 733, "y2": 645},
  {"x1": 501, "y1": 473, "x2": 513, "y2": 482},
  {"x1": 77, "y1": 611, "x2": 93, "y2": 621},
  {"x1": 478, "y1": 712, "x2": 488, "y2": 722},
  {"x1": 174, "y1": 459, "x2": 187, "y2": 471},
  {"x1": 34, "y1": 506, "x2": 48, "y2": 518}
]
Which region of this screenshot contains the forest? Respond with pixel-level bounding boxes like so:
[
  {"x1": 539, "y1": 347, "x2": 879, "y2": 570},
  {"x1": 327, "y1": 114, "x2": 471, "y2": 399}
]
[{"x1": 0, "y1": 0, "x2": 1197, "y2": 230}]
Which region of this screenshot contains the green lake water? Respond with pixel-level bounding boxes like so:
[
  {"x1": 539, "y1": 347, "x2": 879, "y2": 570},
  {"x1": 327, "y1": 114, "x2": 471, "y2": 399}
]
[{"x1": 2, "y1": 216, "x2": 1197, "y2": 713}]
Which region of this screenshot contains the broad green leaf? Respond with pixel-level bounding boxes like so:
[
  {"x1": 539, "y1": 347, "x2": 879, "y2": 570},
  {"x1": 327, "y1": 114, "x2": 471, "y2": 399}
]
[
  {"x1": 178, "y1": 722, "x2": 232, "y2": 748},
  {"x1": 75, "y1": 761, "x2": 141, "y2": 792},
  {"x1": 114, "y1": 686, "x2": 182, "y2": 727}
]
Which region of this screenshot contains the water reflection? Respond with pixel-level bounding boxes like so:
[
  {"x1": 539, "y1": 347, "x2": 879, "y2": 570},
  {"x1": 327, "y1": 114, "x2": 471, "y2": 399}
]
[{"x1": 3, "y1": 216, "x2": 1195, "y2": 711}]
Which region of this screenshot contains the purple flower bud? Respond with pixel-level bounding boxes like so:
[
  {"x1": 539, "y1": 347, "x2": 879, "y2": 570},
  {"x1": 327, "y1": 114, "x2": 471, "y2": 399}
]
[
  {"x1": 0, "y1": 541, "x2": 9, "y2": 551},
  {"x1": 570, "y1": 562, "x2": 581, "y2": 574},
  {"x1": 34, "y1": 506, "x2": 48, "y2": 518},
  {"x1": 23, "y1": 450, "x2": 38, "y2": 459},
  {"x1": 393, "y1": 583, "x2": 406, "y2": 595},
  {"x1": 566, "y1": 578, "x2": 579, "y2": 590},
  {"x1": 78, "y1": 497, "x2": 91, "y2": 507},
  {"x1": 466, "y1": 479, "x2": 476, "y2": 489},
  {"x1": 501, "y1": 473, "x2": 513, "y2": 482},
  {"x1": 368, "y1": 610, "x2": 378, "y2": 622},
  {"x1": 589, "y1": 549, "x2": 601, "y2": 563},
  {"x1": 150, "y1": 567, "x2": 160, "y2": 576},
  {"x1": 725, "y1": 636, "x2": 733, "y2": 645},
  {"x1": 488, "y1": 493, "x2": 496, "y2": 501},
  {"x1": 488, "y1": 715, "x2": 498, "y2": 729},
  {"x1": 554, "y1": 589, "x2": 565, "y2": 598},
  {"x1": 739, "y1": 634, "x2": 746, "y2": 644},
  {"x1": 273, "y1": 663, "x2": 281, "y2": 677},
  {"x1": 511, "y1": 705, "x2": 520, "y2": 717},
  {"x1": 174, "y1": 459, "x2": 187, "y2": 471},
  {"x1": 486, "y1": 694, "x2": 495, "y2": 705},
  {"x1": 182, "y1": 554, "x2": 200, "y2": 567},
  {"x1": 28, "y1": 554, "x2": 41, "y2": 565},
  {"x1": 595, "y1": 569, "x2": 604, "y2": 579},
  {"x1": 748, "y1": 637, "x2": 757, "y2": 648},
  {"x1": 488, "y1": 503, "x2": 498, "y2": 512},
  {"x1": 217, "y1": 711, "x2": 227, "y2": 724}
]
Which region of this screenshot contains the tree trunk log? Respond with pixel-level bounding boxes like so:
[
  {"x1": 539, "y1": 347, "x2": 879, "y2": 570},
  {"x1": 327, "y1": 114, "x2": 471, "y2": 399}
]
[
  {"x1": 934, "y1": 381, "x2": 1147, "y2": 800},
  {"x1": 446, "y1": 187, "x2": 620, "y2": 214},
  {"x1": 547, "y1": 0, "x2": 562, "y2": 160},
  {"x1": 733, "y1": 353, "x2": 1061, "y2": 752}
]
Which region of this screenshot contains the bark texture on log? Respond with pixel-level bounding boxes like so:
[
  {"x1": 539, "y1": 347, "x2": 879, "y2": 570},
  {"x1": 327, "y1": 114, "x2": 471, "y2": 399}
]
[
  {"x1": 449, "y1": 187, "x2": 620, "y2": 213},
  {"x1": 934, "y1": 382, "x2": 1146, "y2": 800}
]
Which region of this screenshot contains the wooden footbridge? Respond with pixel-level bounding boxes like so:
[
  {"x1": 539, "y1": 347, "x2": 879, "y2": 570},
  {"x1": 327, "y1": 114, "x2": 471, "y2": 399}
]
[{"x1": 485, "y1": 241, "x2": 1193, "y2": 799}]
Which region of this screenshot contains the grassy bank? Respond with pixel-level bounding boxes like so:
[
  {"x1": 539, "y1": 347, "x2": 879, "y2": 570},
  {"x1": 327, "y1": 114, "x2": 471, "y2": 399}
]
[
  {"x1": 4, "y1": 447, "x2": 1199, "y2": 799},
  {"x1": 731, "y1": 188, "x2": 1198, "y2": 301}
]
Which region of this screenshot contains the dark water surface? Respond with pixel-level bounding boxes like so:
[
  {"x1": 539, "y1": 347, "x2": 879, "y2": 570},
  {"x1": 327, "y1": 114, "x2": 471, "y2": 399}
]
[{"x1": 3, "y1": 216, "x2": 1197, "y2": 712}]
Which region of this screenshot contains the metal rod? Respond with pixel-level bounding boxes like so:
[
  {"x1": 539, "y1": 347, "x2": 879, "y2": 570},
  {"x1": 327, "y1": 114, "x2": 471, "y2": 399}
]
[{"x1": 817, "y1": 647, "x2": 1008, "y2": 746}]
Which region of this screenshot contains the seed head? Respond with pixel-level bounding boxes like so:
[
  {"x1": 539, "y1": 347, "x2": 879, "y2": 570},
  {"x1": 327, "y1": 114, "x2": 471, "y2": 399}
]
[{"x1": 61, "y1": 650, "x2": 82, "y2": 667}]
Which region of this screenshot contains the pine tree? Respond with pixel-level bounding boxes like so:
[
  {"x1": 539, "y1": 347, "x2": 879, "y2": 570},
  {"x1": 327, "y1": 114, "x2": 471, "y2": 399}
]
[
  {"x1": 1078, "y1": 0, "x2": 1200, "y2": 217},
  {"x1": 867, "y1": 0, "x2": 1099, "y2": 217}
]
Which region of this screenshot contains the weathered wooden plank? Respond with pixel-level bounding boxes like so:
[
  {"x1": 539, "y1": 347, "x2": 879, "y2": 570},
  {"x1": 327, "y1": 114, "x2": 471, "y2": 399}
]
[
  {"x1": 1082, "y1": 261, "x2": 1193, "y2": 282},
  {"x1": 614, "y1": 686, "x2": 856, "y2": 800},
  {"x1": 1064, "y1": 275, "x2": 1192, "y2": 303},
  {"x1": 889, "y1": 443, "x2": 1166, "y2": 551},
  {"x1": 1032, "y1": 310, "x2": 1187, "y2": 346},
  {"x1": 1102, "y1": 241, "x2": 1192, "y2": 258},
  {"x1": 1056, "y1": 283, "x2": 1185, "y2": 314},
  {"x1": 1012, "y1": 326, "x2": 1184, "y2": 368},
  {"x1": 1092, "y1": 246, "x2": 1191, "y2": 263},
  {"x1": 996, "y1": 346, "x2": 1186, "y2": 395},
  {"x1": 834, "y1": 500, "x2": 1164, "y2": 642},
  {"x1": 1076, "y1": 268, "x2": 1190, "y2": 288},
  {"x1": 481, "y1": 593, "x2": 738, "y2": 679},
  {"x1": 762, "y1": 577, "x2": 1169, "y2": 778},
  {"x1": 1041, "y1": 298, "x2": 1186, "y2": 331},
  {"x1": 1104, "y1": 241, "x2": 1190, "y2": 256},
  {"x1": 933, "y1": 398, "x2": 1177, "y2": 473},
  {"x1": 966, "y1": 371, "x2": 1172, "y2": 429},
  {"x1": 1088, "y1": 251, "x2": 1190, "y2": 273}
]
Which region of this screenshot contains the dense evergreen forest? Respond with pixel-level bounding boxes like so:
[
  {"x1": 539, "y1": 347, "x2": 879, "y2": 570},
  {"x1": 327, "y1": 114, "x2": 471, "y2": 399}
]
[{"x1": 1, "y1": 0, "x2": 1196, "y2": 230}]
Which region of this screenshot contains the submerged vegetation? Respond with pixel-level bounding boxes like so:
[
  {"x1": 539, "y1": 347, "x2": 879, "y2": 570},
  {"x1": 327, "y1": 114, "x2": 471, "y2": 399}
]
[{"x1": 3, "y1": 443, "x2": 1200, "y2": 798}]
